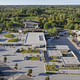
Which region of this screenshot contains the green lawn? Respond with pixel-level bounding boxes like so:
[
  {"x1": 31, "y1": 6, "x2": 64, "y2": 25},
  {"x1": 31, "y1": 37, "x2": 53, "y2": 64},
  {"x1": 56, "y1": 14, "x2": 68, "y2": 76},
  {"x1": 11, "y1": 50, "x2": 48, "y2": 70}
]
[
  {"x1": 46, "y1": 64, "x2": 59, "y2": 71},
  {"x1": 50, "y1": 59, "x2": 58, "y2": 62},
  {"x1": 8, "y1": 38, "x2": 20, "y2": 42},
  {"x1": 4, "y1": 34, "x2": 14, "y2": 38},
  {"x1": 29, "y1": 56, "x2": 40, "y2": 60},
  {"x1": 20, "y1": 48, "x2": 39, "y2": 53}
]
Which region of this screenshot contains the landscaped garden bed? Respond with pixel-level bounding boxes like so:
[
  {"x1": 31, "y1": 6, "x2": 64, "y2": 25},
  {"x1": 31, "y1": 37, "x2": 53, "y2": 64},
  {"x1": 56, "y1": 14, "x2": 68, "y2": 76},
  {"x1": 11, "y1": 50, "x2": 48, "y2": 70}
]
[
  {"x1": 20, "y1": 48, "x2": 39, "y2": 53},
  {"x1": 29, "y1": 56, "x2": 40, "y2": 60},
  {"x1": 50, "y1": 59, "x2": 58, "y2": 62},
  {"x1": 45, "y1": 64, "x2": 59, "y2": 71},
  {"x1": 4, "y1": 33, "x2": 14, "y2": 38},
  {"x1": 8, "y1": 38, "x2": 20, "y2": 42}
]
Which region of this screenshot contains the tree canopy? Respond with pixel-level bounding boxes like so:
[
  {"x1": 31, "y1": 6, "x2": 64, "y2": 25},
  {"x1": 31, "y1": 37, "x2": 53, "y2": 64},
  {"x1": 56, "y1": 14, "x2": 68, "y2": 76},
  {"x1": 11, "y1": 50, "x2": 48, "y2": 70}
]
[{"x1": 0, "y1": 6, "x2": 80, "y2": 30}]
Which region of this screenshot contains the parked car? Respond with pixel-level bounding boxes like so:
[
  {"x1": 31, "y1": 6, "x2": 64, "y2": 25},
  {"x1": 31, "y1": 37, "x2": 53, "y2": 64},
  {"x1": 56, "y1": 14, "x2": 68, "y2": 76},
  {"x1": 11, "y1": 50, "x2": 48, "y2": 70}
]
[
  {"x1": 24, "y1": 56, "x2": 29, "y2": 60},
  {"x1": 50, "y1": 37, "x2": 55, "y2": 40},
  {"x1": 55, "y1": 36, "x2": 60, "y2": 39},
  {"x1": 16, "y1": 49, "x2": 20, "y2": 53},
  {"x1": 58, "y1": 32, "x2": 64, "y2": 36}
]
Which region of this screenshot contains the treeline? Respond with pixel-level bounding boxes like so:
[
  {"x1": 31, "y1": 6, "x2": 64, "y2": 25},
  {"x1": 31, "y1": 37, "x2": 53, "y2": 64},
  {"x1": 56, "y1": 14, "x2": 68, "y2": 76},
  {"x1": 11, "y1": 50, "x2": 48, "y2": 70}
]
[{"x1": 0, "y1": 6, "x2": 80, "y2": 30}]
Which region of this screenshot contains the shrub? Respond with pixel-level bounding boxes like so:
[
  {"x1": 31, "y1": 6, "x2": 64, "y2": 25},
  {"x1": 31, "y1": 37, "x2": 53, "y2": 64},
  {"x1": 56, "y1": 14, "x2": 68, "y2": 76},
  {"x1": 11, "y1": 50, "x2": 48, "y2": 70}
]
[
  {"x1": 45, "y1": 76, "x2": 50, "y2": 80},
  {"x1": 24, "y1": 30, "x2": 28, "y2": 34},
  {"x1": 0, "y1": 28, "x2": 2, "y2": 34},
  {"x1": 28, "y1": 69, "x2": 32, "y2": 74},
  {"x1": 4, "y1": 56, "x2": 7, "y2": 63},
  {"x1": 68, "y1": 30, "x2": 73, "y2": 35},
  {"x1": 14, "y1": 63, "x2": 18, "y2": 70},
  {"x1": 27, "y1": 69, "x2": 32, "y2": 77}
]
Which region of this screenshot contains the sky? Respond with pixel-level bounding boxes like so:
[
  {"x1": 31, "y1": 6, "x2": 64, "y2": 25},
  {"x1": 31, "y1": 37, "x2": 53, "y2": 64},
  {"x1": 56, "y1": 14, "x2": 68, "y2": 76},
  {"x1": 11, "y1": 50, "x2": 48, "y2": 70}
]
[{"x1": 0, "y1": 0, "x2": 80, "y2": 5}]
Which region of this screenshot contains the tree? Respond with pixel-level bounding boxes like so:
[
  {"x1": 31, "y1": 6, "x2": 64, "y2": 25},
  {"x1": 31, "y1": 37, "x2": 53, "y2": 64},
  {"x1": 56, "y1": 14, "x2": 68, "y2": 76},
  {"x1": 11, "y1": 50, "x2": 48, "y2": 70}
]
[
  {"x1": 14, "y1": 63, "x2": 18, "y2": 70},
  {"x1": 4, "y1": 56, "x2": 7, "y2": 63},
  {"x1": 74, "y1": 24, "x2": 79, "y2": 30},
  {"x1": 44, "y1": 22, "x2": 51, "y2": 29},
  {"x1": 48, "y1": 27, "x2": 58, "y2": 36},
  {"x1": 0, "y1": 28, "x2": 2, "y2": 33},
  {"x1": 68, "y1": 30, "x2": 73, "y2": 35},
  {"x1": 45, "y1": 76, "x2": 50, "y2": 80},
  {"x1": 27, "y1": 69, "x2": 32, "y2": 77}
]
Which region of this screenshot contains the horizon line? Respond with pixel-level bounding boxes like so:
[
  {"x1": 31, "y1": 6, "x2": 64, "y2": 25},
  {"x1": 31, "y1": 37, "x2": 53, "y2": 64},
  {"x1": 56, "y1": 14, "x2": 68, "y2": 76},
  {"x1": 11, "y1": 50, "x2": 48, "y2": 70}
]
[{"x1": 0, "y1": 4, "x2": 80, "y2": 6}]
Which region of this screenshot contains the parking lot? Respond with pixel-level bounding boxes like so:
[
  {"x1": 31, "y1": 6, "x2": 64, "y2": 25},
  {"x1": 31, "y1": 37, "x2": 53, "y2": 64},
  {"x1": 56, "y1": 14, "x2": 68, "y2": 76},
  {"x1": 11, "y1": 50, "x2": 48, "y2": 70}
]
[
  {"x1": 0, "y1": 47, "x2": 45, "y2": 80},
  {"x1": 1, "y1": 33, "x2": 80, "y2": 80}
]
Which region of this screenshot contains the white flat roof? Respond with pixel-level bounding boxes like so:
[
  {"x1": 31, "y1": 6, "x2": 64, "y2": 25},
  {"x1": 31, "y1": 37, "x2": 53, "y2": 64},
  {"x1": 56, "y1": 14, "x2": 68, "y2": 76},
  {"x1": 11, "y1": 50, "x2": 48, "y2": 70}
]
[
  {"x1": 24, "y1": 20, "x2": 39, "y2": 24},
  {"x1": 48, "y1": 50, "x2": 62, "y2": 57},
  {"x1": 77, "y1": 36, "x2": 80, "y2": 41},
  {"x1": 56, "y1": 45, "x2": 70, "y2": 50},
  {"x1": 72, "y1": 30, "x2": 79, "y2": 33},
  {"x1": 24, "y1": 32, "x2": 46, "y2": 46},
  {"x1": 63, "y1": 57, "x2": 80, "y2": 65},
  {"x1": 76, "y1": 31, "x2": 80, "y2": 35}
]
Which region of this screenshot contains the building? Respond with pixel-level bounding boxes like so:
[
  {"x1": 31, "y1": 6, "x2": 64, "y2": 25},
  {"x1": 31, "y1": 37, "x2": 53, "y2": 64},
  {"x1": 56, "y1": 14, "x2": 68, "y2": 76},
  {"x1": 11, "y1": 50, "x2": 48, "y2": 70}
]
[
  {"x1": 24, "y1": 20, "x2": 39, "y2": 28},
  {"x1": 76, "y1": 31, "x2": 80, "y2": 36},
  {"x1": 62, "y1": 50, "x2": 80, "y2": 67},
  {"x1": 62, "y1": 57, "x2": 80, "y2": 67},
  {"x1": 72, "y1": 30, "x2": 79, "y2": 33},
  {"x1": 72, "y1": 30, "x2": 80, "y2": 36},
  {"x1": 73, "y1": 36, "x2": 80, "y2": 46},
  {"x1": 48, "y1": 50, "x2": 62, "y2": 58},
  {"x1": 77, "y1": 36, "x2": 80, "y2": 42},
  {"x1": 56, "y1": 45, "x2": 70, "y2": 52},
  {"x1": 58, "y1": 32, "x2": 64, "y2": 36},
  {"x1": 24, "y1": 32, "x2": 46, "y2": 51},
  {"x1": 77, "y1": 36, "x2": 80, "y2": 46}
]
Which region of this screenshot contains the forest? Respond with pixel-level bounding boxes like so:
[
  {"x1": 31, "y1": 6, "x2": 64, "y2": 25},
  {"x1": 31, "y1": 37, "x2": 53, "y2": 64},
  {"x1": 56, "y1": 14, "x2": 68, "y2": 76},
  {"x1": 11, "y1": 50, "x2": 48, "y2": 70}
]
[{"x1": 0, "y1": 5, "x2": 80, "y2": 31}]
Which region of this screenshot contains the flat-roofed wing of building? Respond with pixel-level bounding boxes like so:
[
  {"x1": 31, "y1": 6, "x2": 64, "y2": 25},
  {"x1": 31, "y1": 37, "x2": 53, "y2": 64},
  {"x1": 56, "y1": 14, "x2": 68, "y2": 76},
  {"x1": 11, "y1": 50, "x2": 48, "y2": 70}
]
[
  {"x1": 24, "y1": 32, "x2": 46, "y2": 50},
  {"x1": 62, "y1": 57, "x2": 80, "y2": 65},
  {"x1": 48, "y1": 50, "x2": 62, "y2": 57},
  {"x1": 56, "y1": 45, "x2": 70, "y2": 51},
  {"x1": 24, "y1": 20, "x2": 39, "y2": 28}
]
